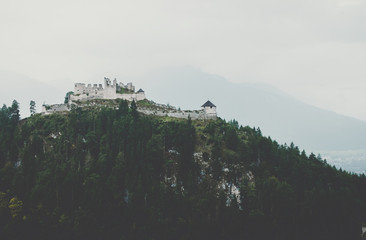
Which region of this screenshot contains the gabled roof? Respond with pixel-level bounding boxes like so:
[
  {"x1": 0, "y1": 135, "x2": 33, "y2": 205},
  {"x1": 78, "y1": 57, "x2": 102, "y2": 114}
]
[
  {"x1": 137, "y1": 89, "x2": 144, "y2": 93},
  {"x1": 201, "y1": 100, "x2": 216, "y2": 108}
]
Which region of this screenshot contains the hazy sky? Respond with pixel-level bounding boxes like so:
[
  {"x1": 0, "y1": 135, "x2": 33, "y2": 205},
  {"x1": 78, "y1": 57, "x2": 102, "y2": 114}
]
[{"x1": 1, "y1": 0, "x2": 366, "y2": 120}]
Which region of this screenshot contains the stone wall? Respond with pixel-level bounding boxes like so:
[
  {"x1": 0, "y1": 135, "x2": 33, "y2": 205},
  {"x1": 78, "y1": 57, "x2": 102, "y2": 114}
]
[
  {"x1": 203, "y1": 106, "x2": 217, "y2": 119},
  {"x1": 69, "y1": 92, "x2": 104, "y2": 102},
  {"x1": 117, "y1": 92, "x2": 146, "y2": 102},
  {"x1": 69, "y1": 79, "x2": 144, "y2": 103},
  {"x1": 42, "y1": 103, "x2": 216, "y2": 120},
  {"x1": 42, "y1": 104, "x2": 69, "y2": 115},
  {"x1": 138, "y1": 108, "x2": 216, "y2": 120},
  {"x1": 103, "y1": 78, "x2": 117, "y2": 99},
  {"x1": 70, "y1": 92, "x2": 145, "y2": 103}
]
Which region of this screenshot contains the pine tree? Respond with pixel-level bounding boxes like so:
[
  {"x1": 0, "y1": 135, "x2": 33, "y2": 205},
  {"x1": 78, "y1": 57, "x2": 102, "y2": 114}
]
[{"x1": 30, "y1": 100, "x2": 36, "y2": 116}]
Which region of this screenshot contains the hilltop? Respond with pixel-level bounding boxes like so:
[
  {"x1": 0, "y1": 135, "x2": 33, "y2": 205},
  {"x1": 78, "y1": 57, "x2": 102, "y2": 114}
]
[
  {"x1": 42, "y1": 78, "x2": 217, "y2": 120},
  {"x1": 0, "y1": 99, "x2": 365, "y2": 239}
]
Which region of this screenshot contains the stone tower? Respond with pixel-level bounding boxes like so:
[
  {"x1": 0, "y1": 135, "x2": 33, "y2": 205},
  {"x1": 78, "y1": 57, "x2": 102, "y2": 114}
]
[
  {"x1": 103, "y1": 77, "x2": 117, "y2": 99},
  {"x1": 201, "y1": 100, "x2": 217, "y2": 119}
]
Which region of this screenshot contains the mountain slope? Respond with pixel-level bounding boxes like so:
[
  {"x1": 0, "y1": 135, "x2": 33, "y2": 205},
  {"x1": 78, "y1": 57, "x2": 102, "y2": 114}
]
[{"x1": 0, "y1": 102, "x2": 365, "y2": 240}]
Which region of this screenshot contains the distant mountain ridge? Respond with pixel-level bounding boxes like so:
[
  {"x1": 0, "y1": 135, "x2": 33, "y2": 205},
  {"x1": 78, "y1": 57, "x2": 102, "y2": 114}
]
[{"x1": 138, "y1": 66, "x2": 366, "y2": 152}]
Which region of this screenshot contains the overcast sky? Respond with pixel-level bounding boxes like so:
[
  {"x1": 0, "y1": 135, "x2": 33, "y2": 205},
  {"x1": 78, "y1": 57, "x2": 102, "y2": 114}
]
[{"x1": 1, "y1": 0, "x2": 366, "y2": 120}]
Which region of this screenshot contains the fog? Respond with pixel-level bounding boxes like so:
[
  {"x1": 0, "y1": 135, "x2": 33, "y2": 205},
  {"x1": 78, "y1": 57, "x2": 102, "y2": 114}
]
[
  {"x1": 1, "y1": 0, "x2": 366, "y2": 172},
  {"x1": 1, "y1": 0, "x2": 366, "y2": 120}
]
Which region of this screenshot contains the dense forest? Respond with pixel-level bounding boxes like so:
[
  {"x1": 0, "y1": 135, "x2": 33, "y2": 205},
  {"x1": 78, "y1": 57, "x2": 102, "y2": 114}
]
[{"x1": 0, "y1": 99, "x2": 366, "y2": 240}]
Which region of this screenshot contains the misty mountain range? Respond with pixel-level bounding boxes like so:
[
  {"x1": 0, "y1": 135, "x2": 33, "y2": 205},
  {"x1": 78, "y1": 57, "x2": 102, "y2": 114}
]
[{"x1": 139, "y1": 67, "x2": 366, "y2": 153}]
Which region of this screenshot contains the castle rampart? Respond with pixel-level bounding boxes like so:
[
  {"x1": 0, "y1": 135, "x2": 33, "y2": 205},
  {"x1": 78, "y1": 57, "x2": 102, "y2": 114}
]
[
  {"x1": 69, "y1": 77, "x2": 145, "y2": 103},
  {"x1": 137, "y1": 108, "x2": 217, "y2": 120}
]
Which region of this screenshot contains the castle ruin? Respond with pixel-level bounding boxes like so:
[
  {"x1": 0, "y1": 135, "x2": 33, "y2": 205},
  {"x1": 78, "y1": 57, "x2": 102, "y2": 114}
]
[
  {"x1": 42, "y1": 77, "x2": 217, "y2": 120},
  {"x1": 69, "y1": 77, "x2": 145, "y2": 103}
]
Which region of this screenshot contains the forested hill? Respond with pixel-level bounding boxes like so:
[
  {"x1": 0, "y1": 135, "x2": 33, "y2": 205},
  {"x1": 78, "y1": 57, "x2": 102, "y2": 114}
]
[{"x1": 1, "y1": 100, "x2": 366, "y2": 240}]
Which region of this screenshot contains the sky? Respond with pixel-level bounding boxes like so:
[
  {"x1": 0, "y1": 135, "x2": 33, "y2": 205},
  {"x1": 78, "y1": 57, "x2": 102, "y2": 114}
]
[{"x1": 1, "y1": 0, "x2": 366, "y2": 120}]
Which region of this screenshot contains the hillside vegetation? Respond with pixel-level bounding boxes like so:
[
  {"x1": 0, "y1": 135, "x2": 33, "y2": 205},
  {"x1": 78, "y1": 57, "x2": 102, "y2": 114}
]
[{"x1": 0, "y1": 100, "x2": 366, "y2": 240}]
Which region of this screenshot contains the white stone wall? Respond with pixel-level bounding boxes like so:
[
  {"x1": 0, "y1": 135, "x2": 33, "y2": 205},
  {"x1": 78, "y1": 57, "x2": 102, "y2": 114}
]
[
  {"x1": 73, "y1": 83, "x2": 104, "y2": 97},
  {"x1": 138, "y1": 108, "x2": 203, "y2": 119},
  {"x1": 42, "y1": 102, "x2": 216, "y2": 120},
  {"x1": 69, "y1": 91, "x2": 146, "y2": 103},
  {"x1": 69, "y1": 91, "x2": 104, "y2": 102},
  {"x1": 138, "y1": 108, "x2": 216, "y2": 120},
  {"x1": 69, "y1": 92, "x2": 145, "y2": 103},
  {"x1": 103, "y1": 87, "x2": 117, "y2": 99},
  {"x1": 203, "y1": 106, "x2": 217, "y2": 119},
  {"x1": 74, "y1": 83, "x2": 86, "y2": 94},
  {"x1": 116, "y1": 92, "x2": 145, "y2": 101},
  {"x1": 137, "y1": 92, "x2": 145, "y2": 101},
  {"x1": 42, "y1": 104, "x2": 69, "y2": 115},
  {"x1": 103, "y1": 79, "x2": 117, "y2": 99},
  {"x1": 203, "y1": 106, "x2": 216, "y2": 114},
  {"x1": 70, "y1": 79, "x2": 145, "y2": 103}
]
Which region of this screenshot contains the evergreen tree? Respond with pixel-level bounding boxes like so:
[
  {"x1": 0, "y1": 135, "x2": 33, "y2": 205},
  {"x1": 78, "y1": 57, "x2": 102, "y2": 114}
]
[
  {"x1": 30, "y1": 100, "x2": 36, "y2": 116},
  {"x1": 130, "y1": 100, "x2": 138, "y2": 119}
]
